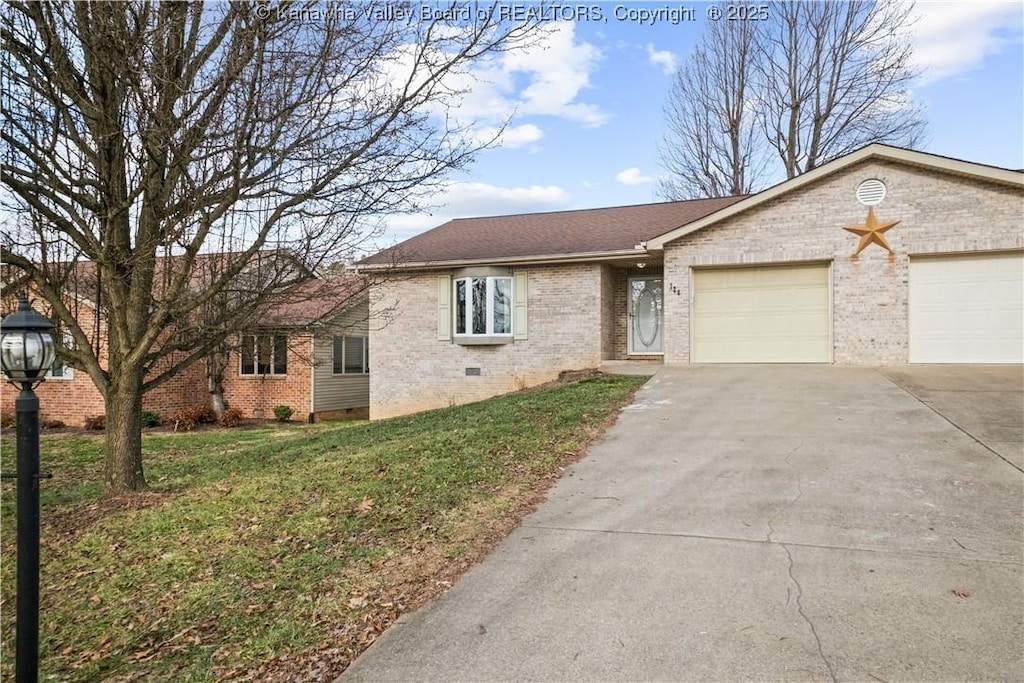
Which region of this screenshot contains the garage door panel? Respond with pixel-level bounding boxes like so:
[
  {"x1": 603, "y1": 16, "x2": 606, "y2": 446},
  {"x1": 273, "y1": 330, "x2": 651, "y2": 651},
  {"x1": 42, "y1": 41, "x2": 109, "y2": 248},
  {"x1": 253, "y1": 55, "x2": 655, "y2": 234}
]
[
  {"x1": 693, "y1": 264, "x2": 831, "y2": 363},
  {"x1": 910, "y1": 253, "x2": 1023, "y2": 364}
]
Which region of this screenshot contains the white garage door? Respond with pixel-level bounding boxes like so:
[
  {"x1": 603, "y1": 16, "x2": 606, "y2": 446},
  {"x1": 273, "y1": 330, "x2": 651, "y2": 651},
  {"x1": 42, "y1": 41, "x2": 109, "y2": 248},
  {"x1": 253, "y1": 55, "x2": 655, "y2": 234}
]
[
  {"x1": 693, "y1": 263, "x2": 831, "y2": 363},
  {"x1": 909, "y1": 252, "x2": 1024, "y2": 363}
]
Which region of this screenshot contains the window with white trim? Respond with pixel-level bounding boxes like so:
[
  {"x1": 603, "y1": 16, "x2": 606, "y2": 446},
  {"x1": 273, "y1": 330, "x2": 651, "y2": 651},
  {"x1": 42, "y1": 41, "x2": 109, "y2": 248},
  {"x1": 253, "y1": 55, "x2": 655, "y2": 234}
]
[
  {"x1": 332, "y1": 336, "x2": 368, "y2": 374},
  {"x1": 47, "y1": 329, "x2": 74, "y2": 380},
  {"x1": 454, "y1": 276, "x2": 512, "y2": 337},
  {"x1": 240, "y1": 334, "x2": 288, "y2": 375}
]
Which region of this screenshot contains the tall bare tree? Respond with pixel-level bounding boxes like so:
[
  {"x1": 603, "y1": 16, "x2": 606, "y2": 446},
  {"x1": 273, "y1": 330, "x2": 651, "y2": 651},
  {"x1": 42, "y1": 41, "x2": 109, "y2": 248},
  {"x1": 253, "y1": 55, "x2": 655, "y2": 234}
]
[
  {"x1": 658, "y1": 10, "x2": 765, "y2": 199},
  {"x1": 659, "y1": 1, "x2": 925, "y2": 198},
  {"x1": 759, "y1": 0, "x2": 925, "y2": 178},
  {"x1": 1, "y1": 1, "x2": 543, "y2": 493}
]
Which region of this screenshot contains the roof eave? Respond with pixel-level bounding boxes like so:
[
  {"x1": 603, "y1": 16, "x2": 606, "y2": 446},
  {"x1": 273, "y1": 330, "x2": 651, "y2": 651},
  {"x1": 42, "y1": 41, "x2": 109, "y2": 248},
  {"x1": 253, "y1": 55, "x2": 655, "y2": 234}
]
[
  {"x1": 646, "y1": 144, "x2": 1024, "y2": 250},
  {"x1": 355, "y1": 248, "x2": 653, "y2": 273}
]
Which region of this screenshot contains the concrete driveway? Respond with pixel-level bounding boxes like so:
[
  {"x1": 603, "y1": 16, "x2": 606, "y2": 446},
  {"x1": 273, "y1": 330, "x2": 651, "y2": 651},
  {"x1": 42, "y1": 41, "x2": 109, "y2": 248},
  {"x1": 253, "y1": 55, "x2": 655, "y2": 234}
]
[{"x1": 340, "y1": 366, "x2": 1024, "y2": 682}]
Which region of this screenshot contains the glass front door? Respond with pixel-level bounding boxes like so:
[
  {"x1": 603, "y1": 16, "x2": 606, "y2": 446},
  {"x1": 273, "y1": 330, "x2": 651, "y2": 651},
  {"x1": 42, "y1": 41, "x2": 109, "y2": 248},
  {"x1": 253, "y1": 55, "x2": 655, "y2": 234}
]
[{"x1": 628, "y1": 277, "x2": 664, "y2": 354}]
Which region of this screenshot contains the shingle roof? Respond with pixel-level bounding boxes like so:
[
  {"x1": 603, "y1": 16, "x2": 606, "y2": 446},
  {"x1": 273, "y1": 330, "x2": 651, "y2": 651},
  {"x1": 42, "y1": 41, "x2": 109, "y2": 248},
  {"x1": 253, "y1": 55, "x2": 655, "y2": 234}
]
[
  {"x1": 263, "y1": 275, "x2": 366, "y2": 327},
  {"x1": 3, "y1": 255, "x2": 364, "y2": 329},
  {"x1": 360, "y1": 196, "x2": 747, "y2": 266}
]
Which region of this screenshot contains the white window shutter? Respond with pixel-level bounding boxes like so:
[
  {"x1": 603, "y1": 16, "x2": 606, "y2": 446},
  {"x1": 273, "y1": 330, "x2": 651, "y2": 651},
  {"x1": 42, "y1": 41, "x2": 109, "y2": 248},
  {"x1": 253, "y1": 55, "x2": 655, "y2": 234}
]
[
  {"x1": 513, "y1": 271, "x2": 528, "y2": 340},
  {"x1": 437, "y1": 275, "x2": 452, "y2": 341}
]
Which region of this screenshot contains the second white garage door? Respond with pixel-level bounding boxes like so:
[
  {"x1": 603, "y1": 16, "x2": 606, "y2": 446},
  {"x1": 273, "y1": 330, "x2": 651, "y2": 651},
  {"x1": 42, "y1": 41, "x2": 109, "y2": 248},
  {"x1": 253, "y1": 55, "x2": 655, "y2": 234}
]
[
  {"x1": 693, "y1": 263, "x2": 831, "y2": 363},
  {"x1": 909, "y1": 252, "x2": 1024, "y2": 363}
]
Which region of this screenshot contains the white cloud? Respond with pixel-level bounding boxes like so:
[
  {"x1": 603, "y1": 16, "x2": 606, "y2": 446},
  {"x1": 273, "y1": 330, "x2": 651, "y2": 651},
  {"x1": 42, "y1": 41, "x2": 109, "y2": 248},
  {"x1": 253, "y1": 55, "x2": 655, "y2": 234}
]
[
  {"x1": 373, "y1": 22, "x2": 605, "y2": 151},
  {"x1": 471, "y1": 123, "x2": 544, "y2": 149},
  {"x1": 615, "y1": 167, "x2": 655, "y2": 186},
  {"x1": 646, "y1": 43, "x2": 678, "y2": 76},
  {"x1": 442, "y1": 182, "x2": 570, "y2": 216},
  {"x1": 908, "y1": 2, "x2": 1023, "y2": 84},
  {"x1": 375, "y1": 182, "x2": 572, "y2": 245},
  {"x1": 504, "y1": 23, "x2": 607, "y2": 126},
  {"x1": 425, "y1": 22, "x2": 606, "y2": 129}
]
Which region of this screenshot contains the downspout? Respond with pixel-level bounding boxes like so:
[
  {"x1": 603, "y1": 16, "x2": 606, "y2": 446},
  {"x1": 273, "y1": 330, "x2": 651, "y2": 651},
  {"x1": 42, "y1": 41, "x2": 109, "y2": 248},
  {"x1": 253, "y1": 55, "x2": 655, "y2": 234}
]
[{"x1": 308, "y1": 334, "x2": 316, "y2": 424}]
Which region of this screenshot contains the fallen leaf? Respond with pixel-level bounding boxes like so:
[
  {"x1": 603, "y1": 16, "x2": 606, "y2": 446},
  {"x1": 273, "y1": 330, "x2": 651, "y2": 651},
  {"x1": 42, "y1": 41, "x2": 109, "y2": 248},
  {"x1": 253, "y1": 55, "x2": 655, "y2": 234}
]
[
  {"x1": 357, "y1": 497, "x2": 375, "y2": 512},
  {"x1": 952, "y1": 587, "x2": 972, "y2": 598}
]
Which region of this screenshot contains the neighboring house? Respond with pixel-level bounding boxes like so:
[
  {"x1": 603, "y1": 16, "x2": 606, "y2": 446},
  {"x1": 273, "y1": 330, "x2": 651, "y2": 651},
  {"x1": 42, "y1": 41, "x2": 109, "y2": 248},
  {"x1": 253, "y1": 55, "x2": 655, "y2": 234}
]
[
  {"x1": 359, "y1": 144, "x2": 1023, "y2": 420},
  {"x1": 0, "y1": 274, "x2": 369, "y2": 425},
  {"x1": 220, "y1": 277, "x2": 370, "y2": 421}
]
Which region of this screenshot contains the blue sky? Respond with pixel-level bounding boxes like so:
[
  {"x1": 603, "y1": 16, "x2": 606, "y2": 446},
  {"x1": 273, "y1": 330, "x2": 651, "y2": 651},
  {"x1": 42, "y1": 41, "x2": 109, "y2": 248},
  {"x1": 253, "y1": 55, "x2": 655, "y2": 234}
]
[{"x1": 376, "y1": 1, "x2": 1024, "y2": 246}]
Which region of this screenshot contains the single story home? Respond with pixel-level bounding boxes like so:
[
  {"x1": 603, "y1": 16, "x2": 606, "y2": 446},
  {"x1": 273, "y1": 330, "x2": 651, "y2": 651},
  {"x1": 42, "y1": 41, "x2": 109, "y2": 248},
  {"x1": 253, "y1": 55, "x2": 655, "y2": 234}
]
[
  {"x1": 0, "y1": 274, "x2": 370, "y2": 426},
  {"x1": 359, "y1": 144, "x2": 1023, "y2": 420},
  {"x1": 223, "y1": 277, "x2": 371, "y2": 422}
]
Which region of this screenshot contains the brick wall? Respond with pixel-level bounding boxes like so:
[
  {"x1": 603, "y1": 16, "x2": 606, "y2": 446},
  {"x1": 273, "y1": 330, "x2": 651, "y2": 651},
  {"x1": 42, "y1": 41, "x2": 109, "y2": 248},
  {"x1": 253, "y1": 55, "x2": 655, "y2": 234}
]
[
  {"x1": 0, "y1": 296, "x2": 317, "y2": 425},
  {"x1": 1, "y1": 370, "x2": 106, "y2": 426},
  {"x1": 0, "y1": 294, "x2": 108, "y2": 426},
  {"x1": 599, "y1": 265, "x2": 616, "y2": 361},
  {"x1": 369, "y1": 263, "x2": 606, "y2": 419},
  {"x1": 143, "y1": 357, "x2": 208, "y2": 419},
  {"x1": 221, "y1": 333, "x2": 313, "y2": 421},
  {"x1": 663, "y1": 159, "x2": 1024, "y2": 365},
  {"x1": 0, "y1": 301, "x2": 211, "y2": 428}
]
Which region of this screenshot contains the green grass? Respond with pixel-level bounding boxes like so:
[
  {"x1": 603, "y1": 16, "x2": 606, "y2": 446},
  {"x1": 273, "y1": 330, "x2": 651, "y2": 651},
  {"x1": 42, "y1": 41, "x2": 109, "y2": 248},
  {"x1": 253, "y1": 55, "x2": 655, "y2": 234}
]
[{"x1": 0, "y1": 375, "x2": 645, "y2": 681}]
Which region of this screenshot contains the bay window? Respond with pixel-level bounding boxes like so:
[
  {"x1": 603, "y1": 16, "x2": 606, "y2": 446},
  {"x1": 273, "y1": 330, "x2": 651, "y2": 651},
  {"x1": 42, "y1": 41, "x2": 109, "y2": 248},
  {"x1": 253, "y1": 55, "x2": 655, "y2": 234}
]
[{"x1": 454, "y1": 276, "x2": 512, "y2": 337}]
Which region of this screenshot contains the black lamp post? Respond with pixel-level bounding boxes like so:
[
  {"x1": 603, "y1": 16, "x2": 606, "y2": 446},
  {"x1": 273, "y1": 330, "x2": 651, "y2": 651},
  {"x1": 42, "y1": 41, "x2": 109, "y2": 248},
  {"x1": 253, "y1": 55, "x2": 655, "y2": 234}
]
[{"x1": 1, "y1": 292, "x2": 56, "y2": 683}]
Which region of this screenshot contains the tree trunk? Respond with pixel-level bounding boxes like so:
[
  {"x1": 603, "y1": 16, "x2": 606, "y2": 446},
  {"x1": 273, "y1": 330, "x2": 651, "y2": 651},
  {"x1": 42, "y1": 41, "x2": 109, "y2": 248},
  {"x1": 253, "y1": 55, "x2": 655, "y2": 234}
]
[
  {"x1": 207, "y1": 347, "x2": 228, "y2": 416},
  {"x1": 103, "y1": 373, "x2": 147, "y2": 493}
]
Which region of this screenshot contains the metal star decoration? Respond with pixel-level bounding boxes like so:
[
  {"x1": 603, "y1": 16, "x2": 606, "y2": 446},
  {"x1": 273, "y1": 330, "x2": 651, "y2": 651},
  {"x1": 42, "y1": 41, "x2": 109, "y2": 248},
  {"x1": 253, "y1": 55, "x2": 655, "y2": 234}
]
[{"x1": 843, "y1": 207, "x2": 900, "y2": 256}]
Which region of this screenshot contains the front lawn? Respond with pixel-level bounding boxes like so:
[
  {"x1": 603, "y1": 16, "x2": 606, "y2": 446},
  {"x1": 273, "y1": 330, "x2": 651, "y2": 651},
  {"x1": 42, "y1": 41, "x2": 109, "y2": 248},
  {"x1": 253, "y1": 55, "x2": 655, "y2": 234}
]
[{"x1": 0, "y1": 375, "x2": 645, "y2": 681}]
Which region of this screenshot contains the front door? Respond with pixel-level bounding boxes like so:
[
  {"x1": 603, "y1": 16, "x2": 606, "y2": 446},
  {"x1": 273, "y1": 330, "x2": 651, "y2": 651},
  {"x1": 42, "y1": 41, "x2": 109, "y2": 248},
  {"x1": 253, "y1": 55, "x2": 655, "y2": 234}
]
[{"x1": 628, "y1": 277, "x2": 664, "y2": 354}]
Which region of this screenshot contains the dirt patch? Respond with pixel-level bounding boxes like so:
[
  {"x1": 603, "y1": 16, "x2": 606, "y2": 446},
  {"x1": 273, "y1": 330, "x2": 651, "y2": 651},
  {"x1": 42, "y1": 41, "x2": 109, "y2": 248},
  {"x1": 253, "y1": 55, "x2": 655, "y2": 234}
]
[
  {"x1": 44, "y1": 489, "x2": 178, "y2": 543},
  {"x1": 556, "y1": 368, "x2": 602, "y2": 385}
]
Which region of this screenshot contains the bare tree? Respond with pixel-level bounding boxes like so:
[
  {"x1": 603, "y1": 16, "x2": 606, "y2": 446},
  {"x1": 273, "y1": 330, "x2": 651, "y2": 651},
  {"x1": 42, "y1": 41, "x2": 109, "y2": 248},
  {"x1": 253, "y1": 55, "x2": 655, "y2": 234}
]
[
  {"x1": 658, "y1": 8, "x2": 765, "y2": 199},
  {"x1": 1, "y1": 1, "x2": 543, "y2": 493},
  {"x1": 659, "y1": 1, "x2": 925, "y2": 197},
  {"x1": 759, "y1": 0, "x2": 925, "y2": 177}
]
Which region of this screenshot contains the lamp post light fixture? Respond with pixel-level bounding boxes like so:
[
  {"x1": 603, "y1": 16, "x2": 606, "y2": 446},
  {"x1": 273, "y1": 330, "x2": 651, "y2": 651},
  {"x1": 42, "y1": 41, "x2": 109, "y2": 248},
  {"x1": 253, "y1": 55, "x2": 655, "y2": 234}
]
[{"x1": 1, "y1": 291, "x2": 56, "y2": 683}]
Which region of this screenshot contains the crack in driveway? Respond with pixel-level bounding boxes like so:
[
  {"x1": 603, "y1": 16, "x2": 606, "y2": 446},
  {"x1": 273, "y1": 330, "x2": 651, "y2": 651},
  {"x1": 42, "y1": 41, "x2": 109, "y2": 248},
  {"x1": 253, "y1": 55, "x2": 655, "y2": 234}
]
[
  {"x1": 766, "y1": 440, "x2": 805, "y2": 543},
  {"x1": 765, "y1": 439, "x2": 836, "y2": 682},
  {"x1": 520, "y1": 524, "x2": 1021, "y2": 565},
  {"x1": 781, "y1": 542, "x2": 838, "y2": 683}
]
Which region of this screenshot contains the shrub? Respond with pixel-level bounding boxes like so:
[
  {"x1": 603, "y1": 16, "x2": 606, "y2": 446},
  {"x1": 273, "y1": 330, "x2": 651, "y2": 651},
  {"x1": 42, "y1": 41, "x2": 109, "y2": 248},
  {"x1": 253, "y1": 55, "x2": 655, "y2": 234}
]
[
  {"x1": 84, "y1": 414, "x2": 106, "y2": 431},
  {"x1": 170, "y1": 404, "x2": 216, "y2": 432},
  {"x1": 43, "y1": 419, "x2": 66, "y2": 429},
  {"x1": 219, "y1": 407, "x2": 243, "y2": 428},
  {"x1": 140, "y1": 410, "x2": 161, "y2": 428},
  {"x1": 273, "y1": 405, "x2": 294, "y2": 422},
  {"x1": 0, "y1": 410, "x2": 15, "y2": 429}
]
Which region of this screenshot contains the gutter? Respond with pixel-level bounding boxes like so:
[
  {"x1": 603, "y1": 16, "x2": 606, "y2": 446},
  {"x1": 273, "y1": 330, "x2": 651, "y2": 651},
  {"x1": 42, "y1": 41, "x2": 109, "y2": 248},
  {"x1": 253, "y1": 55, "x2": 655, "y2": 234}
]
[{"x1": 355, "y1": 247, "x2": 654, "y2": 273}]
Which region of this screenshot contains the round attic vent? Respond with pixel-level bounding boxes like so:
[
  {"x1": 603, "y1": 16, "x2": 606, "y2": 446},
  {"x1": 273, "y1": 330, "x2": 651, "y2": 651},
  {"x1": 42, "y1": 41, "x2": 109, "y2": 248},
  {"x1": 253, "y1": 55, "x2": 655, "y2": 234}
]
[{"x1": 856, "y1": 178, "x2": 887, "y2": 206}]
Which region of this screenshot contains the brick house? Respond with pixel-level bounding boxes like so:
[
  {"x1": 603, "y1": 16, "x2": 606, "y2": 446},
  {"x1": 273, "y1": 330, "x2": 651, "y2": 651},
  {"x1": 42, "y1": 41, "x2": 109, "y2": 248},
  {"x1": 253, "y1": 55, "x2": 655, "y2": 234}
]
[
  {"x1": 359, "y1": 144, "x2": 1023, "y2": 420},
  {"x1": 0, "y1": 276, "x2": 369, "y2": 426},
  {"x1": 219, "y1": 278, "x2": 370, "y2": 422}
]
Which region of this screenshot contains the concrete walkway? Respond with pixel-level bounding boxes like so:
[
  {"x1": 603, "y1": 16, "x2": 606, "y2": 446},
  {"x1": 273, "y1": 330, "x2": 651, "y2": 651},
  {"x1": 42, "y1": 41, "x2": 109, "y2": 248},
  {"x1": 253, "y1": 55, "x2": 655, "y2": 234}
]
[{"x1": 340, "y1": 366, "x2": 1023, "y2": 682}]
